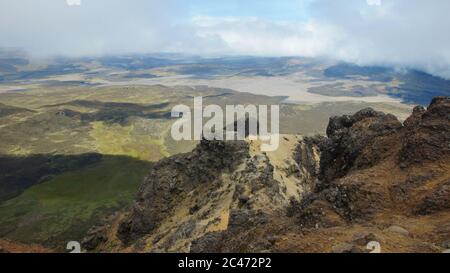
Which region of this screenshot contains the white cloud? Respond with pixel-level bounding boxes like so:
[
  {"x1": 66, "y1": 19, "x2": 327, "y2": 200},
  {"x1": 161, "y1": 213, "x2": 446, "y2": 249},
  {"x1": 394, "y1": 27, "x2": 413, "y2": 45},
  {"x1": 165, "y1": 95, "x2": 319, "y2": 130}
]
[
  {"x1": 311, "y1": 0, "x2": 450, "y2": 78},
  {"x1": 0, "y1": 0, "x2": 186, "y2": 56},
  {"x1": 66, "y1": 0, "x2": 81, "y2": 6},
  {"x1": 189, "y1": 0, "x2": 450, "y2": 78},
  {"x1": 366, "y1": 0, "x2": 381, "y2": 6},
  {"x1": 1, "y1": 0, "x2": 450, "y2": 78},
  {"x1": 191, "y1": 16, "x2": 343, "y2": 57}
]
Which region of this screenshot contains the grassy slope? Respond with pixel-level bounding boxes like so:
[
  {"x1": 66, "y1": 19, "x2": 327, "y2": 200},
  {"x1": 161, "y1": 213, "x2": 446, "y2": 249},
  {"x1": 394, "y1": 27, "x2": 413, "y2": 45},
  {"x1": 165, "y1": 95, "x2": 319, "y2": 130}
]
[
  {"x1": 90, "y1": 121, "x2": 170, "y2": 161},
  {"x1": 0, "y1": 156, "x2": 150, "y2": 248}
]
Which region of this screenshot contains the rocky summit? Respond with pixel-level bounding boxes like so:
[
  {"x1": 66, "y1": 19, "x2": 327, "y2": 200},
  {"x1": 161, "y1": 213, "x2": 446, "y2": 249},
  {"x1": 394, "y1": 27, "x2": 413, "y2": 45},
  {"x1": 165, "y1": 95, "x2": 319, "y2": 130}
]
[{"x1": 83, "y1": 97, "x2": 450, "y2": 253}]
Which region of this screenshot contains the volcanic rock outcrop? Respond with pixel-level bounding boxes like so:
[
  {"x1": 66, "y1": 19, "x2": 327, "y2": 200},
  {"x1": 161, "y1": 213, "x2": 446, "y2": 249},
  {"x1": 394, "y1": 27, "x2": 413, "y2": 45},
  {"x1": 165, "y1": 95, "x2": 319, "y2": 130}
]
[{"x1": 85, "y1": 97, "x2": 450, "y2": 253}]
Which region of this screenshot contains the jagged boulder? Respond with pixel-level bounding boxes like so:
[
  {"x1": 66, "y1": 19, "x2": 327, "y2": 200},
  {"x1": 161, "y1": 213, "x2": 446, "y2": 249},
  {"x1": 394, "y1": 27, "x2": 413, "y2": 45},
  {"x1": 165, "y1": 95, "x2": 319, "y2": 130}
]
[
  {"x1": 320, "y1": 108, "x2": 402, "y2": 184},
  {"x1": 400, "y1": 97, "x2": 450, "y2": 165},
  {"x1": 293, "y1": 136, "x2": 324, "y2": 185},
  {"x1": 289, "y1": 97, "x2": 450, "y2": 224}
]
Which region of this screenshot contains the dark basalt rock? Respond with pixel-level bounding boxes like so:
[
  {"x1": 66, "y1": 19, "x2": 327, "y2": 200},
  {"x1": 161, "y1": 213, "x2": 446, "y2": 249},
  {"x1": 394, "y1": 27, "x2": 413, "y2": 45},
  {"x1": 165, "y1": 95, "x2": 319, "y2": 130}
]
[
  {"x1": 294, "y1": 135, "x2": 325, "y2": 179},
  {"x1": 416, "y1": 180, "x2": 450, "y2": 215},
  {"x1": 289, "y1": 97, "x2": 450, "y2": 224},
  {"x1": 322, "y1": 180, "x2": 386, "y2": 222},
  {"x1": 228, "y1": 210, "x2": 269, "y2": 231},
  {"x1": 190, "y1": 232, "x2": 224, "y2": 253},
  {"x1": 403, "y1": 105, "x2": 426, "y2": 127},
  {"x1": 400, "y1": 96, "x2": 450, "y2": 166},
  {"x1": 320, "y1": 107, "x2": 402, "y2": 185},
  {"x1": 117, "y1": 139, "x2": 249, "y2": 244},
  {"x1": 190, "y1": 210, "x2": 270, "y2": 253}
]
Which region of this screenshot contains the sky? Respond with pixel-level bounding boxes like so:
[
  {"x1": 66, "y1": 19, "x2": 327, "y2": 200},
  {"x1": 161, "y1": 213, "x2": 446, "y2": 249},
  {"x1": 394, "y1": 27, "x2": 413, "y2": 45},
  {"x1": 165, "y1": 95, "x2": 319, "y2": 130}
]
[{"x1": 1, "y1": 0, "x2": 450, "y2": 78}]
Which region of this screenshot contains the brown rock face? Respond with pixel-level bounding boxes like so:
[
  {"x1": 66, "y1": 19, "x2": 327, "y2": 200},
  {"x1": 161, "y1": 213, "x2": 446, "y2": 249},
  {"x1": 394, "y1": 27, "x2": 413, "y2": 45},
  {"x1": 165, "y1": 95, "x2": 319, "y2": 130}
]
[
  {"x1": 416, "y1": 179, "x2": 450, "y2": 215},
  {"x1": 400, "y1": 97, "x2": 450, "y2": 165},
  {"x1": 298, "y1": 97, "x2": 450, "y2": 223}
]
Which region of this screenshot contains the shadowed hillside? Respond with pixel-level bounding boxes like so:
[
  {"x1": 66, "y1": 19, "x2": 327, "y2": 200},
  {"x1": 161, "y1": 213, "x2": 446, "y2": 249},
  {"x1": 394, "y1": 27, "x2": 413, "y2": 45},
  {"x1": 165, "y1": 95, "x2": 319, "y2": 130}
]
[{"x1": 0, "y1": 154, "x2": 151, "y2": 249}]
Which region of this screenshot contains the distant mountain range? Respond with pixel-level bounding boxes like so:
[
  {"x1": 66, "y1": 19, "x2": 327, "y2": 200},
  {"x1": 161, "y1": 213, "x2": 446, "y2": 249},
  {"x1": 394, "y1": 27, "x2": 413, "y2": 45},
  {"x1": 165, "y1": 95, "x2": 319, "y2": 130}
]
[{"x1": 1, "y1": 51, "x2": 449, "y2": 105}]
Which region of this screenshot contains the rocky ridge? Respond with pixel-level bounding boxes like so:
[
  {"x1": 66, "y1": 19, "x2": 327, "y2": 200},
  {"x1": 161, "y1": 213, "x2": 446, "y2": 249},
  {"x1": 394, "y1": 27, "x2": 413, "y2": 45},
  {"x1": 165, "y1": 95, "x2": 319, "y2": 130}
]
[{"x1": 84, "y1": 97, "x2": 450, "y2": 253}]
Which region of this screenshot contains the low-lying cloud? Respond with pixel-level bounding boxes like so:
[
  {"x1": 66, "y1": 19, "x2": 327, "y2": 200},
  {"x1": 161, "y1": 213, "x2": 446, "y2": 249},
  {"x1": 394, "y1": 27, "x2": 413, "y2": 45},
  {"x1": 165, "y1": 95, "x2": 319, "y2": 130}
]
[{"x1": 1, "y1": 0, "x2": 450, "y2": 78}]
